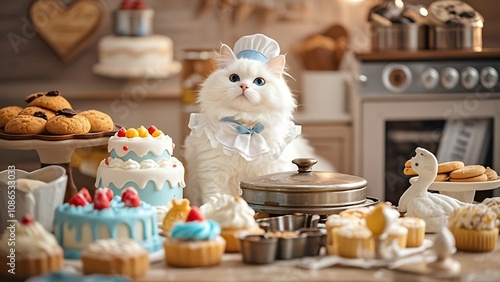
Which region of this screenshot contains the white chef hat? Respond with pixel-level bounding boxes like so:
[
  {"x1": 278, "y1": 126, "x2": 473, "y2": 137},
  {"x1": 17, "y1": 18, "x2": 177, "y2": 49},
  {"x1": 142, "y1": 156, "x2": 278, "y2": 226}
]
[{"x1": 233, "y1": 34, "x2": 280, "y2": 62}]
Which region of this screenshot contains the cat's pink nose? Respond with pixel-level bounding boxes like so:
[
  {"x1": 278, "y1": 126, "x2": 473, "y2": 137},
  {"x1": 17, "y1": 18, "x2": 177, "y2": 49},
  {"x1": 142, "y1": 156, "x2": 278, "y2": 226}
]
[{"x1": 240, "y1": 84, "x2": 248, "y2": 91}]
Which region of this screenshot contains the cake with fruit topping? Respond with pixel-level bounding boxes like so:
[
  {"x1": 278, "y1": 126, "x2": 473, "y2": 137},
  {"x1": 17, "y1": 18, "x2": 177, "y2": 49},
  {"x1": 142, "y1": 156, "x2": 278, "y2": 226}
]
[
  {"x1": 53, "y1": 187, "x2": 161, "y2": 259},
  {"x1": 0, "y1": 215, "x2": 63, "y2": 280},
  {"x1": 95, "y1": 125, "x2": 185, "y2": 206}
]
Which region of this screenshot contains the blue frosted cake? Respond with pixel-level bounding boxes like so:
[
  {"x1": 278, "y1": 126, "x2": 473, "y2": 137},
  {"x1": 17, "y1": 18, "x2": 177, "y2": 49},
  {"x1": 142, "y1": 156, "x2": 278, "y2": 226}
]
[
  {"x1": 53, "y1": 187, "x2": 162, "y2": 259},
  {"x1": 95, "y1": 125, "x2": 185, "y2": 206}
]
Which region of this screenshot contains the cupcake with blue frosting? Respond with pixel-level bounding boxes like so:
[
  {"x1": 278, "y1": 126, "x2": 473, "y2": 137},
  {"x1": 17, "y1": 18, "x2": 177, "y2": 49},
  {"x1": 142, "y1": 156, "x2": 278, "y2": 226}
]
[{"x1": 164, "y1": 206, "x2": 225, "y2": 267}]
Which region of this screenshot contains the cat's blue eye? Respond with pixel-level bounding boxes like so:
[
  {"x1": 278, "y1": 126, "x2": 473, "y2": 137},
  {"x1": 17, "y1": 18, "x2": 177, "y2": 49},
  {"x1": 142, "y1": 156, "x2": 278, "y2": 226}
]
[
  {"x1": 229, "y1": 74, "x2": 240, "y2": 82},
  {"x1": 253, "y1": 77, "x2": 265, "y2": 86}
]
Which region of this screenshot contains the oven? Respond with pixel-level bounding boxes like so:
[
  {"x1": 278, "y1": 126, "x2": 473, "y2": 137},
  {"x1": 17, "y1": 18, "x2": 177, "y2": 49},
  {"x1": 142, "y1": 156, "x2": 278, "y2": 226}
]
[{"x1": 352, "y1": 50, "x2": 500, "y2": 205}]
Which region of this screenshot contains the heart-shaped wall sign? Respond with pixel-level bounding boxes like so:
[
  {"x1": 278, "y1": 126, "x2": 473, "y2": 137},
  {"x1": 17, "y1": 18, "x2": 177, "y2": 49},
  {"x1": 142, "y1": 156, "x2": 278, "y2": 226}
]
[{"x1": 29, "y1": 0, "x2": 107, "y2": 62}]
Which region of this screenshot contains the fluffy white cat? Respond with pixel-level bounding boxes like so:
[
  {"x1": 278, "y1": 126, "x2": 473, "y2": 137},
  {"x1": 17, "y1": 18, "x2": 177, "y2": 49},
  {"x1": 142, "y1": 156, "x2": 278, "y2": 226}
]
[{"x1": 183, "y1": 34, "x2": 333, "y2": 206}]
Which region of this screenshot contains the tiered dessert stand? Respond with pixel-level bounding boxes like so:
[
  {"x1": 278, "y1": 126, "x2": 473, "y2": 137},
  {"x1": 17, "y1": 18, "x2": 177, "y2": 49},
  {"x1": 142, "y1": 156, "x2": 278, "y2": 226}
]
[{"x1": 0, "y1": 132, "x2": 114, "y2": 202}]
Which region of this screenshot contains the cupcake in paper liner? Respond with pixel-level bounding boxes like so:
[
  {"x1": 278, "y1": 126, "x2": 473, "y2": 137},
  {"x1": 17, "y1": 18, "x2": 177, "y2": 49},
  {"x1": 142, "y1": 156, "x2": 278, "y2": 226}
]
[
  {"x1": 448, "y1": 204, "x2": 498, "y2": 252},
  {"x1": 0, "y1": 215, "x2": 63, "y2": 280},
  {"x1": 200, "y1": 194, "x2": 264, "y2": 253},
  {"x1": 164, "y1": 206, "x2": 225, "y2": 267},
  {"x1": 398, "y1": 217, "x2": 426, "y2": 248},
  {"x1": 336, "y1": 224, "x2": 375, "y2": 259}
]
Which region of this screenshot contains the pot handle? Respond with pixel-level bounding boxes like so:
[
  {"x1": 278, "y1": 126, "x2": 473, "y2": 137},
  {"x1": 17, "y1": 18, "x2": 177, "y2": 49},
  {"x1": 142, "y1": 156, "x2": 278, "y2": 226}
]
[{"x1": 292, "y1": 158, "x2": 317, "y2": 173}]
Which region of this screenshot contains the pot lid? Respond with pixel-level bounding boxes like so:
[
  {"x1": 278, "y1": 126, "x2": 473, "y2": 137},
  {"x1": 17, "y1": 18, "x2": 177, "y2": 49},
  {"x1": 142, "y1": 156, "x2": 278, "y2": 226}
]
[
  {"x1": 240, "y1": 158, "x2": 367, "y2": 192},
  {"x1": 428, "y1": 1, "x2": 484, "y2": 27}
]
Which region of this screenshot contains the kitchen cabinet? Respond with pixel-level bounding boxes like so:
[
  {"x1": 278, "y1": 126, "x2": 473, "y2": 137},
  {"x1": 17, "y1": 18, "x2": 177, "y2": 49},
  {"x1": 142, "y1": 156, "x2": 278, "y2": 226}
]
[{"x1": 300, "y1": 121, "x2": 352, "y2": 174}]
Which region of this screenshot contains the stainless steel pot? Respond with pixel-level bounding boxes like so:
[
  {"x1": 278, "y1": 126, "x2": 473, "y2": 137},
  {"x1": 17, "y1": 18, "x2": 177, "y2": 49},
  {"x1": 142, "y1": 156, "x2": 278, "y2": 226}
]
[
  {"x1": 427, "y1": 0, "x2": 484, "y2": 51},
  {"x1": 428, "y1": 24, "x2": 482, "y2": 51},
  {"x1": 371, "y1": 23, "x2": 428, "y2": 51},
  {"x1": 240, "y1": 158, "x2": 377, "y2": 215}
]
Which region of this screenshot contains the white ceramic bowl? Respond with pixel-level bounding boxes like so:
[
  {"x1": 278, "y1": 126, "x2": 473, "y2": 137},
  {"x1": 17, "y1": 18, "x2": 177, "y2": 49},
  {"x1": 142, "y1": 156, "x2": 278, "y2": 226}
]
[{"x1": 0, "y1": 165, "x2": 67, "y2": 231}]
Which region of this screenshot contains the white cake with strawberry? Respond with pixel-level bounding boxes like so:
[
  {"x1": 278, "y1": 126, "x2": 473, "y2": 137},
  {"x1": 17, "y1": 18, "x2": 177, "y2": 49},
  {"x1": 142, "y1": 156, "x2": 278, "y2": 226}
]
[
  {"x1": 95, "y1": 125, "x2": 185, "y2": 207},
  {"x1": 53, "y1": 187, "x2": 161, "y2": 259}
]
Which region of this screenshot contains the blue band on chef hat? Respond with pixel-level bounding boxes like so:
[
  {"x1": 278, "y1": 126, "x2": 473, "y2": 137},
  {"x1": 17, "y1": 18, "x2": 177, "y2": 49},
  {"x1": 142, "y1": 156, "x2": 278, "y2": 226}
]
[{"x1": 236, "y1": 50, "x2": 268, "y2": 62}]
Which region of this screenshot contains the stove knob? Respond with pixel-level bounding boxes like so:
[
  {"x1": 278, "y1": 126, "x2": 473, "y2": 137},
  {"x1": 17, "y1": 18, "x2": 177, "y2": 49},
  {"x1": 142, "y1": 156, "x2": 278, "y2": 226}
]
[
  {"x1": 460, "y1": 67, "x2": 479, "y2": 89},
  {"x1": 421, "y1": 68, "x2": 439, "y2": 90},
  {"x1": 382, "y1": 64, "x2": 411, "y2": 92},
  {"x1": 441, "y1": 67, "x2": 459, "y2": 89},
  {"x1": 480, "y1": 67, "x2": 499, "y2": 89}
]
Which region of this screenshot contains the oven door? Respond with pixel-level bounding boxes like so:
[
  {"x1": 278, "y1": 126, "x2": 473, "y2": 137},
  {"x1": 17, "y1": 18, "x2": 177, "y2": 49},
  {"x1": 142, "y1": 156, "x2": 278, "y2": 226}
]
[{"x1": 360, "y1": 96, "x2": 500, "y2": 203}]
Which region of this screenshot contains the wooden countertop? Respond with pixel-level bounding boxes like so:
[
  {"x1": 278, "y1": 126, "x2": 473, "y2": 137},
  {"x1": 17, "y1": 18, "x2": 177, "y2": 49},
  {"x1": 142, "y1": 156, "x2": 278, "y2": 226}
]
[
  {"x1": 356, "y1": 48, "x2": 500, "y2": 62},
  {"x1": 137, "y1": 235, "x2": 500, "y2": 282}
]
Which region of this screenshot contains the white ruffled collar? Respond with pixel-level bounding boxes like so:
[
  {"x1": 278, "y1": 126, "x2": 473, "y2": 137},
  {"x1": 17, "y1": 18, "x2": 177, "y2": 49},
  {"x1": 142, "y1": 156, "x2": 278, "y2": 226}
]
[{"x1": 188, "y1": 113, "x2": 300, "y2": 161}]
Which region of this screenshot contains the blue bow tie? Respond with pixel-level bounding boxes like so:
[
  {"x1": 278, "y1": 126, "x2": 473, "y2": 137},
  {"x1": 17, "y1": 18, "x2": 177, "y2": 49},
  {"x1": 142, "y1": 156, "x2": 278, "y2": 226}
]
[{"x1": 221, "y1": 116, "x2": 264, "y2": 135}]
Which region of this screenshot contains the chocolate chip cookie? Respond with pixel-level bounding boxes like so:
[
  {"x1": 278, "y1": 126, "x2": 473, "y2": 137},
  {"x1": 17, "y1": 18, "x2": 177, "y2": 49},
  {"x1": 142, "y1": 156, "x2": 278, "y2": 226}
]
[
  {"x1": 0, "y1": 106, "x2": 23, "y2": 127},
  {"x1": 27, "y1": 90, "x2": 72, "y2": 111},
  {"x1": 18, "y1": 106, "x2": 56, "y2": 119},
  {"x1": 46, "y1": 108, "x2": 91, "y2": 135},
  {"x1": 4, "y1": 112, "x2": 48, "y2": 134},
  {"x1": 78, "y1": 110, "x2": 114, "y2": 132}
]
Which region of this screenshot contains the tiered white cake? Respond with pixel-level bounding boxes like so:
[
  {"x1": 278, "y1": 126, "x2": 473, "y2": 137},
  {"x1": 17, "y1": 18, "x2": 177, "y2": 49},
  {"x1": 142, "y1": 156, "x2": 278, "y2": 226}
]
[{"x1": 93, "y1": 0, "x2": 180, "y2": 78}]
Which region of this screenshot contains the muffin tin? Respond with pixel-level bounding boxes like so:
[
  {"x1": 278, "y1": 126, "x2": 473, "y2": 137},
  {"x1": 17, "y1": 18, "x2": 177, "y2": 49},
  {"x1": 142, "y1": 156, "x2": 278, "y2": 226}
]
[{"x1": 240, "y1": 214, "x2": 326, "y2": 264}]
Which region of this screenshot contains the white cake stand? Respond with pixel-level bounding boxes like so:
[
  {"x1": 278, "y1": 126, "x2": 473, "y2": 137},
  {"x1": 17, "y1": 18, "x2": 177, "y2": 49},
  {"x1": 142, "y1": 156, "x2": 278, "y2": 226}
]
[
  {"x1": 0, "y1": 136, "x2": 109, "y2": 202},
  {"x1": 409, "y1": 177, "x2": 500, "y2": 203}
]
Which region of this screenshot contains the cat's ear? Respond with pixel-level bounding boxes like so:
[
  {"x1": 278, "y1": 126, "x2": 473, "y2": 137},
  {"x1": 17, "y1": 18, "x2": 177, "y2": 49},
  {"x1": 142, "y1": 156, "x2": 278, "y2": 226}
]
[
  {"x1": 219, "y1": 44, "x2": 236, "y2": 67},
  {"x1": 266, "y1": 55, "x2": 286, "y2": 77}
]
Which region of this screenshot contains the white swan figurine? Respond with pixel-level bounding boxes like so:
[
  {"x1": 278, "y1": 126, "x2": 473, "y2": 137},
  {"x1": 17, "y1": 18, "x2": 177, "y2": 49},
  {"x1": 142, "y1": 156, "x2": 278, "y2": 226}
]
[{"x1": 398, "y1": 147, "x2": 465, "y2": 233}]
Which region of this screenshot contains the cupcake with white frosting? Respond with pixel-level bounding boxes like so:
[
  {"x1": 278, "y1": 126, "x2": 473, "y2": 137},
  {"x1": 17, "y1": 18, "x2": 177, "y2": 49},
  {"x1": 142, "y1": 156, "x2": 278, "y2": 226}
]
[
  {"x1": 200, "y1": 194, "x2": 264, "y2": 253},
  {"x1": 448, "y1": 204, "x2": 498, "y2": 252},
  {"x1": 81, "y1": 238, "x2": 149, "y2": 279},
  {"x1": 325, "y1": 214, "x2": 364, "y2": 255},
  {"x1": 398, "y1": 216, "x2": 426, "y2": 248},
  {"x1": 0, "y1": 215, "x2": 63, "y2": 280},
  {"x1": 482, "y1": 197, "x2": 500, "y2": 231},
  {"x1": 336, "y1": 224, "x2": 375, "y2": 259}
]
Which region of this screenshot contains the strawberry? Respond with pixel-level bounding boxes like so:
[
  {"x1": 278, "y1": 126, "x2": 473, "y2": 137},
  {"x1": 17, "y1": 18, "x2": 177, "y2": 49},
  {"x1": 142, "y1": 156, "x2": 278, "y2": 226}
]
[
  {"x1": 21, "y1": 215, "x2": 35, "y2": 225},
  {"x1": 147, "y1": 125, "x2": 157, "y2": 135},
  {"x1": 69, "y1": 193, "x2": 88, "y2": 207},
  {"x1": 98, "y1": 187, "x2": 114, "y2": 201},
  {"x1": 78, "y1": 187, "x2": 92, "y2": 203},
  {"x1": 124, "y1": 194, "x2": 141, "y2": 207},
  {"x1": 93, "y1": 190, "x2": 110, "y2": 210},
  {"x1": 117, "y1": 127, "x2": 127, "y2": 137},
  {"x1": 121, "y1": 187, "x2": 138, "y2": 202},
  {"x1": 133, "y1": 0, "x2": 146, "y2": 10},
  {"x1": 120, "y1": 0, "x2": 133, "y2": 9},
  {"x1": 186, "y1": 206, "x2": 204, "y2": 222}
]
